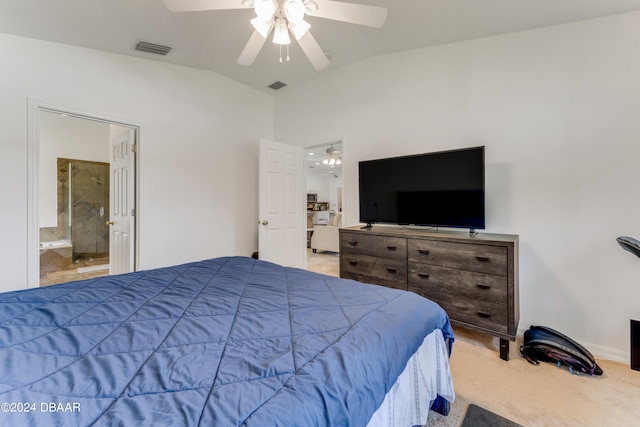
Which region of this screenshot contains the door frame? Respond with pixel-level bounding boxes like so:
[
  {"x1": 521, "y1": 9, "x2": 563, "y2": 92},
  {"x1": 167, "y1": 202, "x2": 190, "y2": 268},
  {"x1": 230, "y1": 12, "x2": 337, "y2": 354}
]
[{"x1": 27, "y1": 98, "x2": 142, "y2": 288}]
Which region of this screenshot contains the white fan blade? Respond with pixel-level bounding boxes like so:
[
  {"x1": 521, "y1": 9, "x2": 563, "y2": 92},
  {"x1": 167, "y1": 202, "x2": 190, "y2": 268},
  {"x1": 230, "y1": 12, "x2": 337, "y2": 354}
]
[
  {"x1": 296, "y1": 31, "x2": 330, "y2": 70},
  {"x1": 306, "y1": 0, "x2": 387, "y2": 28},
  {"x1": 164, "y1": 0, "x2": 247, "y2": 12},
  {"x1": 238, "y1": 31, "x2": 269, "y2": 65}
]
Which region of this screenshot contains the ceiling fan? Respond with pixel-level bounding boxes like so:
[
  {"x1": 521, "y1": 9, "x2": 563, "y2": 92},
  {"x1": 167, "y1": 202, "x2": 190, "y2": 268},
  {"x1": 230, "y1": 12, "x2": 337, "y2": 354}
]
[
  {"x1": 323, "y1": 144, "x2": 342, "y2": 165},
  {"x1": 164, "y1": 0, "x2": 388, "y2": 70}
]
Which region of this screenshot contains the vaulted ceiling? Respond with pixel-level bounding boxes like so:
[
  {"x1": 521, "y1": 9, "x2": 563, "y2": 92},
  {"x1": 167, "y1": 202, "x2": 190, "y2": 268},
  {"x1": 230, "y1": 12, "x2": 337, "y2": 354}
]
[{"x1": 2, "y1": 0, "x2": 640, "y2": 94}]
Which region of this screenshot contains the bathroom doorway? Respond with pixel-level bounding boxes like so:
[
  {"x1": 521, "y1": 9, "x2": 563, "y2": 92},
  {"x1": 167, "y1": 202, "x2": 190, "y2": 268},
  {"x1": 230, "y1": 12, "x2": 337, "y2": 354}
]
[
  {"x1": 304, "y1": 140, "x2": 344, "y2": 275},
  {"x1": 39, "y1": 158, "x2": 111, "y2": 285},
  {"x1": 33, "y1": 107, "x2": 137, "y2": 286}
]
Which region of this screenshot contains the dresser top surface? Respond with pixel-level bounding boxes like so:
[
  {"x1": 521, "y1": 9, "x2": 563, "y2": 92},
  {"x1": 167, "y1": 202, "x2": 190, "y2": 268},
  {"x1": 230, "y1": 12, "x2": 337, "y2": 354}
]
[{"x1": 341, "y1": 225, "x2": 518, "y2": 244}]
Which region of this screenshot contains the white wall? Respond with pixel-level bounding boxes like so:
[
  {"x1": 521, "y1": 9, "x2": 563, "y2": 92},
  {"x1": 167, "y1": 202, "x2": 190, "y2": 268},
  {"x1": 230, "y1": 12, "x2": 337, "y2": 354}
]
[
  {"x1": 274, "y1": 12, "x2": 640, "y2": 359},
  {"x1": 0, "y1": 33, "x2": 273, "y2": 293},
  {"x1": 38, "y1": 111, "x2": 110, "y2": 227}
]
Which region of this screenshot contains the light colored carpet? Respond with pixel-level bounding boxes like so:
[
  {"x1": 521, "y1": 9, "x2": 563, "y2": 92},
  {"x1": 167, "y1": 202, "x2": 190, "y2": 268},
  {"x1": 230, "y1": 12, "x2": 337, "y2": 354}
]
[
  {"x1": 427, "y1": 326, "x2": 640, "y2": 427},
  {"x1": 306, "y1": 251, "x2": 640, "y2": 427}
]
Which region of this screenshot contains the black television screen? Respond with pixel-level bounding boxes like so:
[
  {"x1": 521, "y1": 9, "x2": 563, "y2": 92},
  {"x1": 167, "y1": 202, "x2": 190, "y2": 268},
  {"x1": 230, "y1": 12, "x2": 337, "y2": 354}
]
[{"x1": 358, "y1": 146, "x2": 485, "y2": 229}]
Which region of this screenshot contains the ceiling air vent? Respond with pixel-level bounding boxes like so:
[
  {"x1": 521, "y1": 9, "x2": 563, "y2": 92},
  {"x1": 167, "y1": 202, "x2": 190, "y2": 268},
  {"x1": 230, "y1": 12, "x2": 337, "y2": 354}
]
[
  {"x1": 268, "y1": 81, "x2": 287, "y2": 90},
  {"x1": 134, "y1": 41, "x2": 172, "y2": 56}
]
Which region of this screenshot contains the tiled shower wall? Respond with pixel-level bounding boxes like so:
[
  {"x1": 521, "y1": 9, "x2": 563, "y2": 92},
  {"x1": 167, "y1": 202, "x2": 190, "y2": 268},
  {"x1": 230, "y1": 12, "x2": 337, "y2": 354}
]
[
  {"x1": 70, "y1": 159, "x2": 110, "y2": 259},
  {"x1": 40, "y1": 158, "x2": 110, "y2": 261}
]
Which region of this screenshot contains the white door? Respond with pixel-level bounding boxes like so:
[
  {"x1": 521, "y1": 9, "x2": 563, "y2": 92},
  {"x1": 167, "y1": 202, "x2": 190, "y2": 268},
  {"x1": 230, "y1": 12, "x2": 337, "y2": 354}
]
[
  {"x1": 109, "y1": 128, "x2": 136, "y2": 275},
  {"x1": 258, "y1": 139, "x2": 306, "y2": 268}
]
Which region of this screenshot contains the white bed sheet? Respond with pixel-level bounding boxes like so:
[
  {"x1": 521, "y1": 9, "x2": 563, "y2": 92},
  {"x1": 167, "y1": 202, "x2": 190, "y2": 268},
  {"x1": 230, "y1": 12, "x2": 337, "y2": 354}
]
[{"x1": 367, "y1": 328, "x2": 455, "y2": 427}]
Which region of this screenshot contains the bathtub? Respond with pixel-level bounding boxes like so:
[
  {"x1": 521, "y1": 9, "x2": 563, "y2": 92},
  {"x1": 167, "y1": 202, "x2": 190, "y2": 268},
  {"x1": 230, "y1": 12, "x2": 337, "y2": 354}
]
[
  {"x1": 40, "y1": 240, "x2": 72, "y2": 249},
  {"x1": 40, "y1": 240, "x2": 73, "y2": 274}
]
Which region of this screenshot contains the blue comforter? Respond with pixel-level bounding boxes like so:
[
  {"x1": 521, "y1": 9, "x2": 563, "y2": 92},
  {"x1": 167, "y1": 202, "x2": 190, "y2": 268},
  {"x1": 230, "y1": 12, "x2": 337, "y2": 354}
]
[{"x1": 0, "y1": 257, "x2": 453, "y2": 426}]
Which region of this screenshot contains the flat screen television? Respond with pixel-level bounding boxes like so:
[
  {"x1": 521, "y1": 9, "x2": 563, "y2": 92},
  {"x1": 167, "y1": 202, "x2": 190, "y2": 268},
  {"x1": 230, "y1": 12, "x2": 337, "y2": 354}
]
[{"x1": 358, "y1": 146, "x2": 485, "y2": 230}]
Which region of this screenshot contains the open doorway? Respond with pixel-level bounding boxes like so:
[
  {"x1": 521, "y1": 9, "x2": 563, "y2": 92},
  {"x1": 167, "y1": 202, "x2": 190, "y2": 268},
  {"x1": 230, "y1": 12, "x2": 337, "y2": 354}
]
[
  {"x1": 30, "y1": 106, "x2": 138, "y2": 287},
  {"x1": 304, "y1": 140, "x2": 343, "y2": 277},
  {"x1": 39, "y1": 156, "x2": 111, "y2": 285}
]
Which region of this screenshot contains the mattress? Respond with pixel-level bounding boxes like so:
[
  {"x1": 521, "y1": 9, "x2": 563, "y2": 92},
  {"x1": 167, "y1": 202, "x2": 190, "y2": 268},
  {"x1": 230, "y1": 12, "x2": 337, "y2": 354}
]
[{"x1": 0, "y1": 256, "x2": 454, "y2": 426}]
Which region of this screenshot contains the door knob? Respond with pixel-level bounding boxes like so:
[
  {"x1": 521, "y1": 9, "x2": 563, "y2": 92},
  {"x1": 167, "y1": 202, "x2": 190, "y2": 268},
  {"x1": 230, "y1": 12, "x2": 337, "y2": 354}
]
[
  {"x1": 106, "y1": 221, "x2": 115, "y2": 226},
  {"x1": 261, "y1": 220, "x2": 269, "y2": 226}
]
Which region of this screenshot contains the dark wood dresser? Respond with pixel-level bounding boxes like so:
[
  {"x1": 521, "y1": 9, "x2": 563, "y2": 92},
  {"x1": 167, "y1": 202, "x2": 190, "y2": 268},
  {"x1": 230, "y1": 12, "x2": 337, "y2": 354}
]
[{"x1": 339, "y1": 226, "x2": 519, "y2": 360}]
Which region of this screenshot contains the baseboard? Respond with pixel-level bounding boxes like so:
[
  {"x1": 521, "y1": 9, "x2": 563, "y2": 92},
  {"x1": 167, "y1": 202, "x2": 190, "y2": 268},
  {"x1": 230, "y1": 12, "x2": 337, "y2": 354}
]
[{"x1": 584, "y1": 341, "x2": 628, "y2": 363}]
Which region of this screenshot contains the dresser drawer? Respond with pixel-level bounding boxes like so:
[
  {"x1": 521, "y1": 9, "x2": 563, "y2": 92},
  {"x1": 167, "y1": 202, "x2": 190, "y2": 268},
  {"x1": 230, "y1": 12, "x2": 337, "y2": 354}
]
[
  {"x1": 341, "y1": 253, "x2": 407, "y2": 290},
  {"x1": 408, "y1": 239, "x2": 507, "y2": 276},
  {"x1": 412, "y1": 287, "x2": 508, "y2": 334},
  {"x1": 341, "y1": 232, "x2": 407, "y2": 260},
  {"x1": 408, "y1": 264, "x2": 507, "y2": 304}
]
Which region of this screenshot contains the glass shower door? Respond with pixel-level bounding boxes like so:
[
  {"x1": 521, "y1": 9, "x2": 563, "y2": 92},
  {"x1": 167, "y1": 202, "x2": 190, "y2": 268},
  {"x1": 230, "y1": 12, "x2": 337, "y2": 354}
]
[{"x1": 69, "y1": 159, "x2": 110, "y2": 265}]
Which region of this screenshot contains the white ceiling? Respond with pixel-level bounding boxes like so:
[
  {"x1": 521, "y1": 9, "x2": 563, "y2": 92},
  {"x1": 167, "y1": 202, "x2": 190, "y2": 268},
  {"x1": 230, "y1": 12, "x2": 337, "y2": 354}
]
[{"x1": 2, "y1": 0, "x2": 640, "y2": 94}]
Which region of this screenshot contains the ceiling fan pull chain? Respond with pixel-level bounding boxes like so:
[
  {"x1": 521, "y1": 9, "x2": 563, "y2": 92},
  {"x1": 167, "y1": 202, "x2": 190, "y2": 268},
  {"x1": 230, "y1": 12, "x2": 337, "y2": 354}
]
[{"x1": 278, "y1": 44, "x2": 290, "y2": 63}]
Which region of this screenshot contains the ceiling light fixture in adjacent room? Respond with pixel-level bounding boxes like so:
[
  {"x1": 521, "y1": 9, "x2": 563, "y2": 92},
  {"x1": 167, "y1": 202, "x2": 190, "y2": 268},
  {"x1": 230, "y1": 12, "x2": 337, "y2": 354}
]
[{"x1": 322, "y1": 144, "x2": 342, "y2": 166}]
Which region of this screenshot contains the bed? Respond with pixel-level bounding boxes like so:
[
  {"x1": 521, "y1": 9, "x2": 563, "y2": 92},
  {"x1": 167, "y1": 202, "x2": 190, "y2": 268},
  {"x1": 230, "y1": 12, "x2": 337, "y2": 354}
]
[{"x1": 0, "y1": 256, "x2": 454, "y2": 426}]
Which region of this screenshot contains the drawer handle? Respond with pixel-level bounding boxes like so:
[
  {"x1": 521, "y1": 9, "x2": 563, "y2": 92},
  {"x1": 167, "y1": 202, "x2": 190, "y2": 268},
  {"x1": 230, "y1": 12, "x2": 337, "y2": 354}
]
[
  {"x1": 348, "y1": 241, "x2": 358, "y2": 247},
  {"x1": 418, "y1": 249, "x2": 430, "y2": 256},
  {"x1": 476, "y1": 256, "x2": 490, "y2": 262},
  {"x1": 348, "y1": 260, "x2": 358, "y2": 266},
  {"x1": 387, "y1": 246, "x2": 397, "y2": 251},
  {"x1": 387, "y1": 268, "x2": 397, "y2": 274},
  {"x1": 418, "y1": 273, "x2": 430, "y2": 279},
  {"x1": 476, "y1": 284, "x2": 491, "y2": 290},
  {"x1": 477, "y1": 311, "x2": 491, "y2": 318}
]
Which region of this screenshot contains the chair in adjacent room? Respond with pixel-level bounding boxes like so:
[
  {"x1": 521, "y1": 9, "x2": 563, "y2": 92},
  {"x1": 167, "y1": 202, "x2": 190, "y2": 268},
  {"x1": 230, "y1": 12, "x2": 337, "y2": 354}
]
[{"x1": 311, "y1": 213, "x2": 342, "y2": 253}]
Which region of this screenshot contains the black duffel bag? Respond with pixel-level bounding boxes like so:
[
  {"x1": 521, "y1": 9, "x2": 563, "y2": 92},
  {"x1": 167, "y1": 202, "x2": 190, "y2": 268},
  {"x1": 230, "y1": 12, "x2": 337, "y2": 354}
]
[{"x1": 520, "y1": 325, "x2": 603, "y2": 376}]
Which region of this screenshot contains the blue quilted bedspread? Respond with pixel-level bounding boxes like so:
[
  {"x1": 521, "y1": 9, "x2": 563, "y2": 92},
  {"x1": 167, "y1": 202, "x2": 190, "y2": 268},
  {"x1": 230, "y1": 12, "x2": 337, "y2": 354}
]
[{"x1": 0, "y1": 257, "x2": 453, "y2": 426}]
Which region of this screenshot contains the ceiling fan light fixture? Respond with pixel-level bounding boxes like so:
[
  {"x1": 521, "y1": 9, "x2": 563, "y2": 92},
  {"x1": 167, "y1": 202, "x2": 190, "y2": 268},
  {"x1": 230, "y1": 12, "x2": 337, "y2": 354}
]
[
  {"x1": 288, "y1": 19, "x2": 310, "y2": 40},
  {"x1": 251, "y1": 16, "x2": 274, "y2": 38},
  {"x1": 304, "y1": 0, "x2": 318, "y2": 15},
  {"x1": 273, "y1": 18, "x2": 291, "y2": 45},
  {"x1": 284, "y1": 0, "x2": 305, "y2": 23},
  {"x1": 322, "y1": 144, "x2": 342, "y2": 166},
  {"x1": 254, "y1": 0, "x2": 277, "y2": 20}
]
